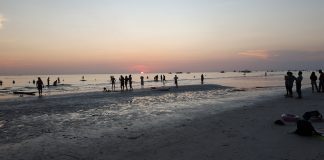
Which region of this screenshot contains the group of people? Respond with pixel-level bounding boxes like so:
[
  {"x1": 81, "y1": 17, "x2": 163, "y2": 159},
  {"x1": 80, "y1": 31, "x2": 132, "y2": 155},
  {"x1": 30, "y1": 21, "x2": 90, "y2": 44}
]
[
  {"x1": 118, "y1": 75, "x2": 133, "y2": 91},
  {"x1": 310, "y1": 70, "x2": 324, "y2": 93},
  {"x1": 285, "y1": 71, "x2": 303, "y2": 99}
]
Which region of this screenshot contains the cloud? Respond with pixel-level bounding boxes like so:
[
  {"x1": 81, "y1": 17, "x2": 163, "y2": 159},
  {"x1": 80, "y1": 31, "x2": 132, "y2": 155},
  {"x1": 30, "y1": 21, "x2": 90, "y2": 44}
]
[
  {"x1": 0, "y1": 14, "x2": 6, "y2": 29},
  {"x1": 238, "y1": 50, "x2": 269, "y2": 60}
]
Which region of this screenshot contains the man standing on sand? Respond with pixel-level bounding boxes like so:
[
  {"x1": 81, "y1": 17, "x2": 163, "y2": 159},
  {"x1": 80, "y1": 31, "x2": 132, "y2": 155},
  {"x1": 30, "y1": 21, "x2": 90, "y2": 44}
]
[
  {"x1": 111, "y1": 76, "x2": 116, "y2": 91},
  {"x1": 296, "y1": 71, "x2": 303, "y2": 99},
  {"x1": 319, "y1": 70, "x2": 324, "y2": 92},
  {"x1": 287, "y1": 72, "x2": 296, "y2": 97},
  {"x1": 129, "y1": 75, "x2": 133, "y2": 90},
  {"x1": 36, "y1": 77, "x2": 44, "y2": 96},
  {"x1": 174, "y1": 75, "x2": 178, "y2": 88}
]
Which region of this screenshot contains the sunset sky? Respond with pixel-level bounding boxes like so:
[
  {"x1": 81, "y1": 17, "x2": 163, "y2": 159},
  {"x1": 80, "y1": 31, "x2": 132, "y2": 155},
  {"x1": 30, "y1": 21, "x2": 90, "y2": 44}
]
[{"x1": 1, "y1": 0, "x2": 324, "y2": 74}]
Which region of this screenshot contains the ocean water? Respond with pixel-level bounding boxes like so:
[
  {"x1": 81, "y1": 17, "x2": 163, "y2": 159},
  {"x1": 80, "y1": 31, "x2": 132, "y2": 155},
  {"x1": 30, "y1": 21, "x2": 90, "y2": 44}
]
[{"x1": 0, "y1": 71, "x2": 312, "y2": 100}]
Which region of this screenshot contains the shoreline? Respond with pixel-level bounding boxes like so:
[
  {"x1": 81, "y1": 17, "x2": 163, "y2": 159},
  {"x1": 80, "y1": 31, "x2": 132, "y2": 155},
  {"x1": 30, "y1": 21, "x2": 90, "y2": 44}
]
[{"x1": 1, "y1": 87, "x2": 323, "y2": 160}]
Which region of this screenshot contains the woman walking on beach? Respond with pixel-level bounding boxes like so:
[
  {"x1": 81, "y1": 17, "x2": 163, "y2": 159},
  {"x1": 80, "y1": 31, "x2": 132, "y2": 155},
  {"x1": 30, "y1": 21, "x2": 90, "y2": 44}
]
[
  {"x1": 36, "y1": 77, "x2": 44, "y2": 96},
  {"x1": 140, "y1": 76, "x2": 144, "y2": 86},
  {"x1": 296, "y1": 71, "x2": 303, "y2": 99},
  {"x1": 310, "y1": 72, "x2": 319, "y2": 93}
]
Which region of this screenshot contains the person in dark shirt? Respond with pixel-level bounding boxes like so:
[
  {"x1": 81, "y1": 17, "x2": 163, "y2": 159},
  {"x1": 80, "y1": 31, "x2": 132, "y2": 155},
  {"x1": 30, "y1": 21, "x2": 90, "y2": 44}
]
[
  {"x1": 36, "y1": 77, "x2": 44, "y2": 96},
  {"x1": 296, "y1": 71, "x2": 303, "y2": 99},
  {"x1": 129, "y1": 75, "x2": 133, "y2": 90},
  {"x1": 119, "y1": 75, "x2": 124, "y2": 91},
  {"x1": 310, "y1": 72, "x2": 319, "y2": 93},
  {"x1": 319, "y1": 70, "x2": 324, "y2": 92},
  {"x1": 124, "y1": 76, "x2": 129, "y2": 90}
]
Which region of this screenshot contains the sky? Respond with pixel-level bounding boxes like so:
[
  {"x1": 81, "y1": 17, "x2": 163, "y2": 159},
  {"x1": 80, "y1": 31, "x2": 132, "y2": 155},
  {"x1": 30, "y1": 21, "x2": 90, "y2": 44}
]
[{"x1": 0, "y1": 0, "x2": 324, "y2": 75}]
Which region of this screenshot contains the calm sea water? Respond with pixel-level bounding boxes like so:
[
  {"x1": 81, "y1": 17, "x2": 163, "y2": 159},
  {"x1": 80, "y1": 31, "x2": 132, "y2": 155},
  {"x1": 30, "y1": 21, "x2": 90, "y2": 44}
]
[{"x1": 0, "y1": 71, "x2": 312, "y2": 100}]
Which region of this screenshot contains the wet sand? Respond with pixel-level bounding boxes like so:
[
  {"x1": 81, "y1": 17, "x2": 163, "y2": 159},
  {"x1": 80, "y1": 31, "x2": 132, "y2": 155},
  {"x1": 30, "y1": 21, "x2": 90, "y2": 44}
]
[{"x1": 0, "y1": 86, "x2": 323, "y2": 160}]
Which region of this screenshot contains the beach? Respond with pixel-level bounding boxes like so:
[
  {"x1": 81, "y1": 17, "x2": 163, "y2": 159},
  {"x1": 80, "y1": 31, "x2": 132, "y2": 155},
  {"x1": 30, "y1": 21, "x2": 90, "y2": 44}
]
[{"x1": 0, "y1": 83, "x2": 323, "y2": 160}]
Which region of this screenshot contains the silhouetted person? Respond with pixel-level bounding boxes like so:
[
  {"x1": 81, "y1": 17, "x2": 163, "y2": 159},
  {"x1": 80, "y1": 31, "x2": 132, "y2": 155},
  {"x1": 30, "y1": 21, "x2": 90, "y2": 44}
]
[
  {"x1": 160, "y1": 75, "x2": 163, "y2": 82},
  {"x1": 111, "y1": 76, "x2": 116, "y2": 91},
  {"x1": 284, "y1": 72, "x2": 289, "y2": 96},
  {"x1": 47, "y1": 77, "x2": 50, "y2": 87},
  {"x1": 147, "y1": 76, "x2": 149, "y2": 79},
  {"x1": 310, "y1": 72, "x2": 319, "y2": 93},
  {"x1": 129, "y1": 75, "x2": 133, "y2": 90},
  {"x1": 57, "y1": 77, "x2": 60, "y2": 84},
  {"x1": 163, "y1": 75, "x2": 166, "y2": 81},
  {"x1": 286, "y1": 72, "x2": 296, "y2": 97},
  {"x1": 174, "y1": 75, "x2": 178, "y2": 88},
  {"x1": 33, "y1": 80, "x2": 36, "y2": 84},
  {"x1": 296, "y1": 71, "x2": 303, "y2": 99},
  {"x1": 36, "y1": 77, "x2": 44, "y2": 96},
  {"x1": 201, "y1": 74, "x2": 204, "y2": 84},
  {"x1": 12, "y1": 80, "x2": 15, "y2": 84},
  {"x1": 53, "y1": 80, "x2": 58, "y2": 86},
  {"x1": 119, "y1": 75, "x2": 124, "y2": 91},
  {"x1": 319, "y1": 70, "x2": 324, "y2": 92},
  {"x1": 0, "y1": 80, "x2": 2, "y2": 86},
  {"x1": 125, "y1": 76, "x2": 129, "y2": 90},
  {"x1": 140, "y1": 76, "x2": 144, "y2": 86}
]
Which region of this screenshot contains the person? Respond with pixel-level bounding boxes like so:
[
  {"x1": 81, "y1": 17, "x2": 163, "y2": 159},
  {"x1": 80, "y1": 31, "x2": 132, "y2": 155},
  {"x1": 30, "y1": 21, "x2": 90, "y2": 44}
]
[
  {"x1": 296, "y1": 71, "x2": 303, "y2": 99},
  {"x1": 32, "y1": 79, "x2": 35, "y2": 84},
  {"x1": 12, "y1": 80, "x2": 15, "y2": 84},
  {"x1": 129, "y1": 75, "x2": 133, "y2": 90},
  {"x1": 310, "y1": 72, "x2": 319, "y2": 93},
  {"x1": 57, "y1": 77, "x2": 60, "y2": 84},
  {"x1": 119, "y1": 75, "x2": 124, "y2": 91},
  {"x1": 284, "y1": 72, "x2": 289, "y2": 96},
  {"x1": 47, "y1": 77, "x2": 50, "y2": 87},
  {"x1": 319, "y1": 70, "x2": 324, "y2": 92},
  {"x1": 53, "y1": 80, "x2": 58, "y2": 86},
  {"x1": 0, "y1": 80, "x2": 2, "y2": 86},
  {"x1": 174, "y1": 75, "x2": 178, "y2": 88},
  {"x1": 111, "y1": 76, "x2": 116, "y2": 91},
  {"x1": 286, "y1": 72, "x2": 296, "y2": 97},
  {"x1": 265, "y1": 72, "x2": 267, "y2": 77},
  {"x1": 140, "y1": 76, "x2": 144, "y2": 86},
  {"x1": 125, "y1": 76, "x2": 129, "y2": 90},
  {"x1": 36, "y1": 77, "x2": 44, "y2": 96},
  {"x1": 201, "y1": 74, "x2": 204, "y2": 84}
]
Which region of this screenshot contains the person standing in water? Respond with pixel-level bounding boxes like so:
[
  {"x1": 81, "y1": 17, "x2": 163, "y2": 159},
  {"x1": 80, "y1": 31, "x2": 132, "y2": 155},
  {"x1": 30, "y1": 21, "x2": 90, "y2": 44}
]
[
  {"x1": 129, "y1": 75, "x2": 133, "y2": 90},
  {"x1": 201, "y1": 74, "x2": 204, "y2": 84},
  {"x1": 319, "y1": 70, "x2": 324, "y2": 92},
  {"x1": 174, "y1": 75, "x2": 179, "y2": 88},
  {"x1": 140, "y1": 76, "x2": 144, "y2": 86},
  {"x1": 111, "y1": 76, "x2": 116, "y2": 91},
  {"x1": 310, "y1": 72, "x2": 319, "y2": 93},
  {"x1": 286, "y1": 72, "x2": 296, "y2": 97},
  {"x1": 36, "y1": 77, "x2": 44, "y2": 96},
  {"x1": 47, "y1": 77, "x2": 50, "y2": 87},
  {"x1": 124, "y1": 76, "x2": 129, "y2": 90},
  {"x1": 119, "y1": 75, "x2": 125, "y2": 91},
  {"x1": 296, "y1": 71, "x2": 303, "y2": 99}
]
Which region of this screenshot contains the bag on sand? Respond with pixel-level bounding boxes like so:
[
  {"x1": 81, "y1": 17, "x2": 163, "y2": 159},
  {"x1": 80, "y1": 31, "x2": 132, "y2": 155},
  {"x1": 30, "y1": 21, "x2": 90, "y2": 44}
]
[
  {"x1": 295, "y1": 120, "x2": 319, "y2": 136},
  {"x1": 303, "y1": 111, "x2": 323, "y2": 121}
]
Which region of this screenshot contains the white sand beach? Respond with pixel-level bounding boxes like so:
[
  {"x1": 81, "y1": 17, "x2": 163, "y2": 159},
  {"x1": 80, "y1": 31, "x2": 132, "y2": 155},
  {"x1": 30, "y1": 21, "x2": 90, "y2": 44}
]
[{"x1": 0, "y1": 85, "x2": 323, "y2": 160}]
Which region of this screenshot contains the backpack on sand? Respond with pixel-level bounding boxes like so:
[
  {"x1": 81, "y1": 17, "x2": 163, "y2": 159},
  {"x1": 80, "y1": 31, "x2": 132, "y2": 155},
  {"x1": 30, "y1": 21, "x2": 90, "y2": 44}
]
[{"x1": 295, "y1": 120, "x2": 319, "y2": 136}]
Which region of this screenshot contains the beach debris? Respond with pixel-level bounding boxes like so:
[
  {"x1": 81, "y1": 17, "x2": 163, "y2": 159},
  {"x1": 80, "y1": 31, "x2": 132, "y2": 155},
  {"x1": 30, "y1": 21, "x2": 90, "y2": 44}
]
[
  {"x1": 294, "y1": 120, "x2": 321, "y2": 136},
  {"x1": 281, "y1": 113, "x2": 300, "y2": 122}
]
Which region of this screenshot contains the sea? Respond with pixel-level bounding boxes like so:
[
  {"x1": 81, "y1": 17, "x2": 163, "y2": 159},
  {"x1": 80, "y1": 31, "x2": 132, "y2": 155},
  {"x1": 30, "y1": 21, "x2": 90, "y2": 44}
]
[{"x1": 0, "y1": 71, "x2": 312, "y2": 100}]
